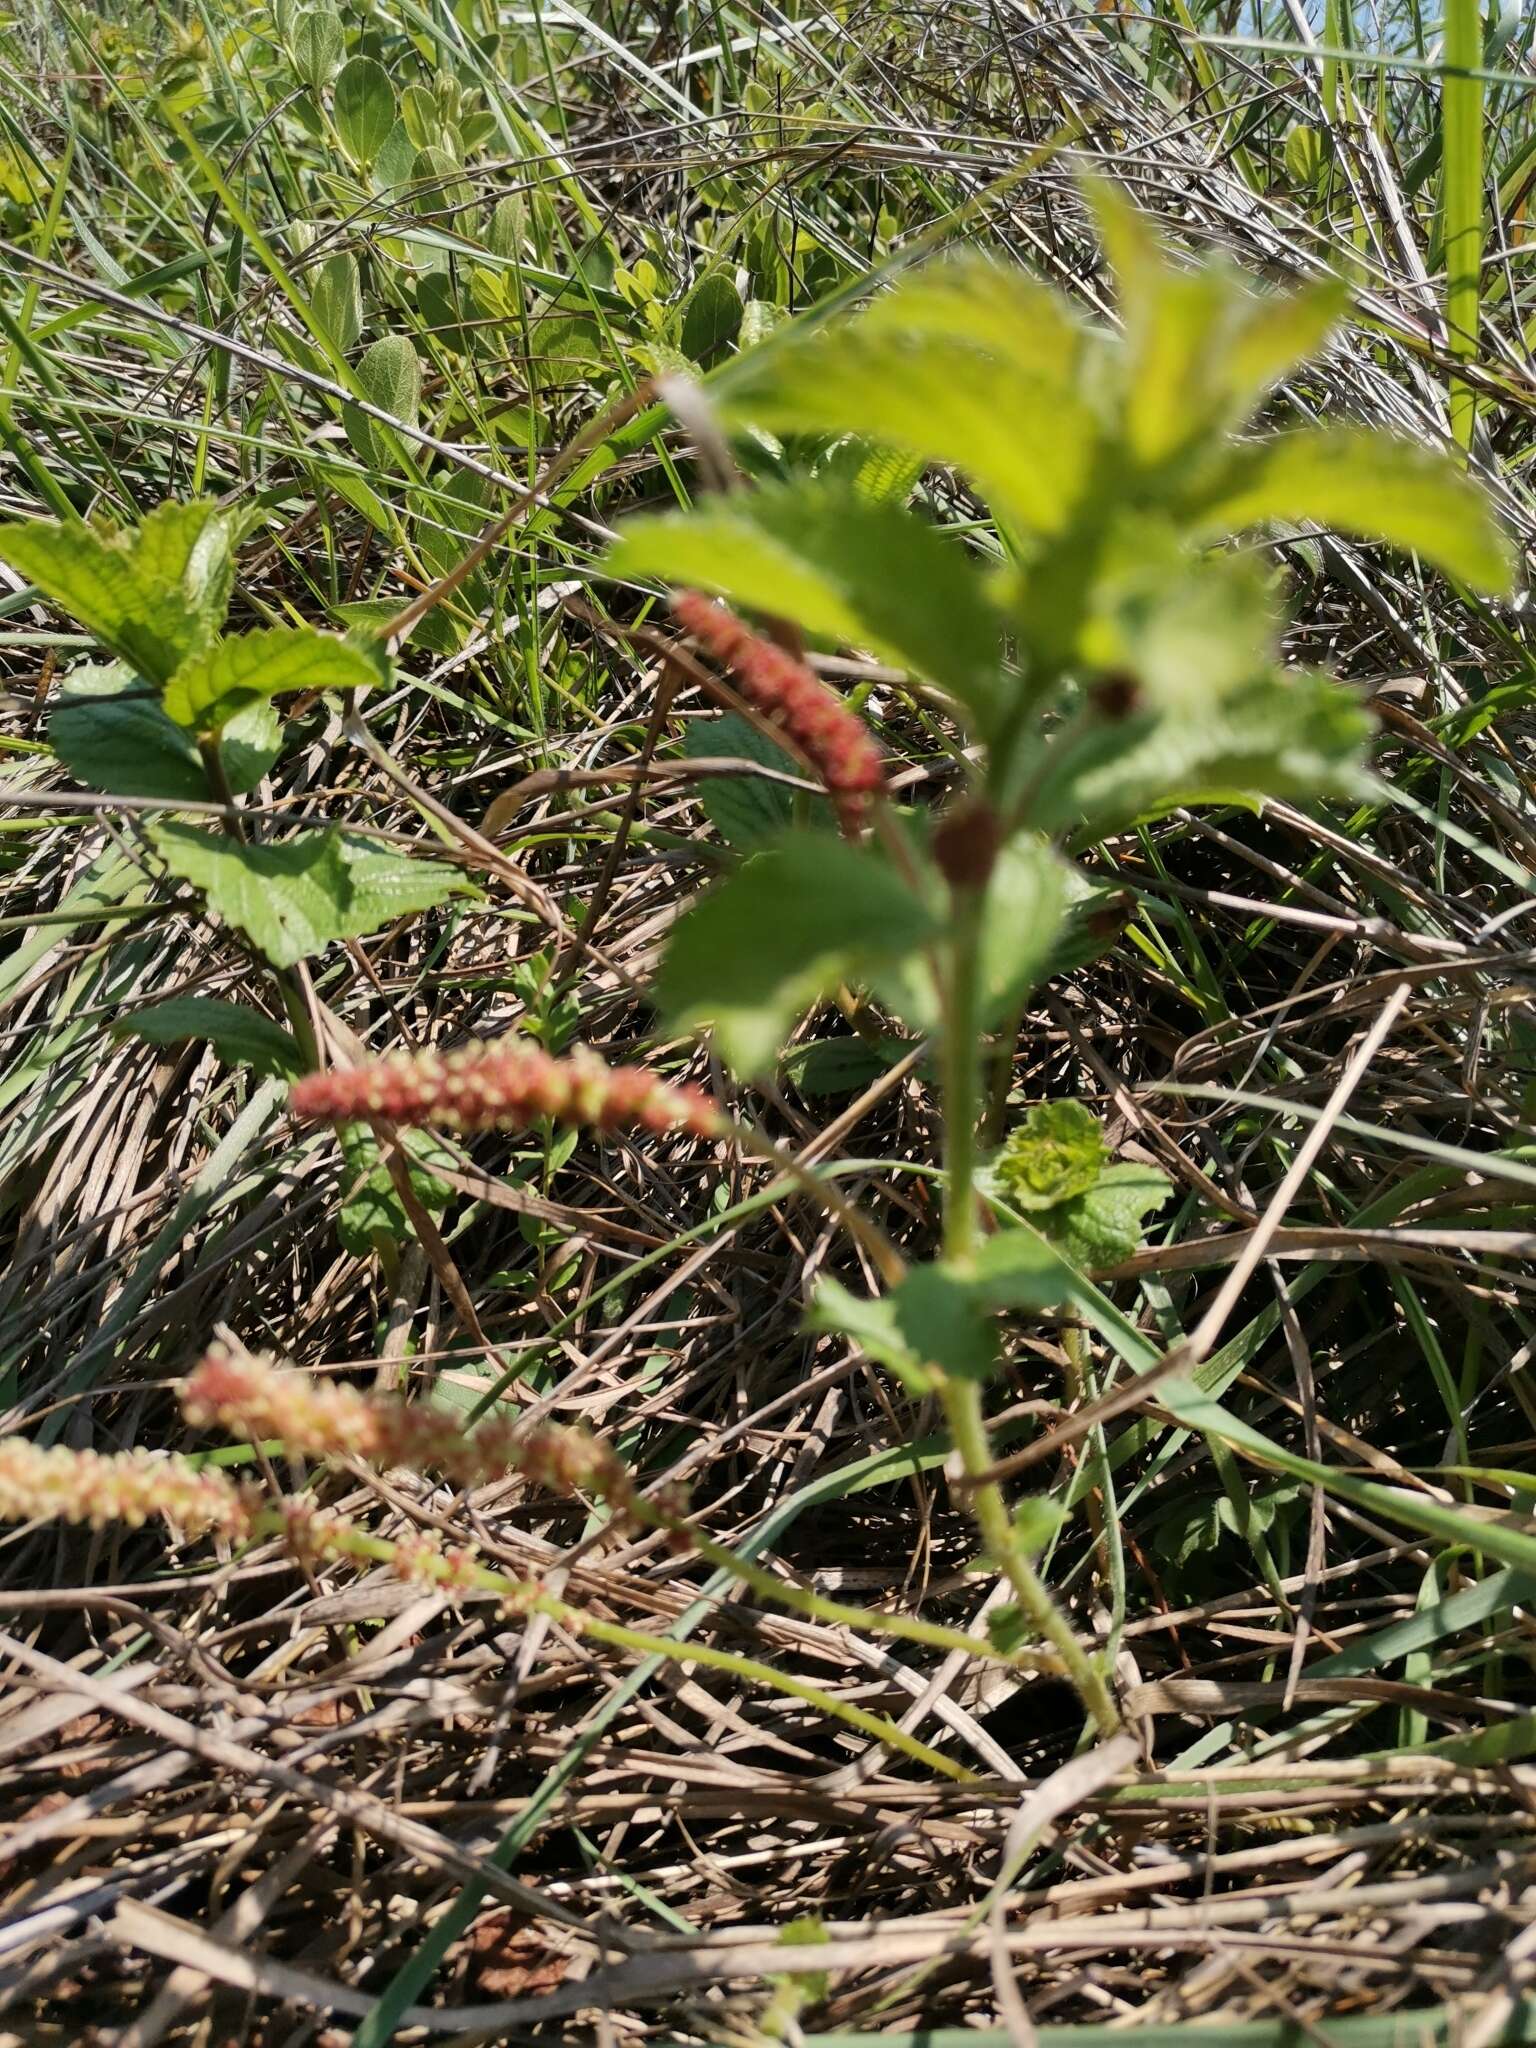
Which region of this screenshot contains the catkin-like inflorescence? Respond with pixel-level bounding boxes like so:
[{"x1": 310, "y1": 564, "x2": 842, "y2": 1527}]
[
  {"x1": 671, "y1": 589, "x2": 887, "y2": 835},
  {"x1": 288, "y1": 1039, "x2": 724, "y2": 1142},
  {"x1": 184, "y1": 1345, "x2": 640, "y2": 1524},
  {"x1": 0, "y1": 1436, "x2": 256, "y2": 1540}
]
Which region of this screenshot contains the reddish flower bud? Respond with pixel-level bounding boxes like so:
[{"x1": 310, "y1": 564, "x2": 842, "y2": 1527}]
[
  {"x1": 288, "y1": 1040, "x2": 725, "y2": 1141},
  {"x1": 672, "y1": 589, "x2": 887, "y2": 835}
]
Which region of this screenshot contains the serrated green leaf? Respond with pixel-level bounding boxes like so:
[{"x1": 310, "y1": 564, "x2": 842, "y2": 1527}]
[
  {"x1": 1187, "y1": 426, "x2": 1513, "y2": 593},
  {"x1": 610, "y1": 484, "x2": 1006, "y2": 726},
  {"x1": 1036, "y1": 667, "x2": 1373, "y2": 838},
  {"x1": 657, "y1": 828, "x2": 939, "y2": 1075},
  {"x1": 51, "y1": 662, "x2": 278, "y2": 798},
  {"x1": 996, "y1": 1100, "x2": 1107, "y2": 1212},
  {"x1": 681, "y1": 710, "x2": 813, "y2": 848},
  {"x1": 861, "y1": 256, "x2": 1085, "y2": 378},
  {"x1": 333, "y1": 55, "x2": 395, "y2": 167},
  {"x1": 1037, "y1": 1161, "x2": 1172, "y2": 1272},
  {"x1": 807, "y1": 1277, "x2": 936, "y2": 1394},
  {"x1": 722, "y1": 327, "x2": 1099, "y2": 542},
  {"x1": 310, "y1": 251, "x2": 363, "y2": 353},
  {"x1": 115, "y1": 997, "x2": 302, "y2": 1077},
  {"x1": 0, "y1": 499, "x2": 243, "y2": 685},
  {"x1": 162, "y1": 625, "x2": 378, "y2": 733},
  {"x1": 149, "y1": 823, "x2": 475, "y2": 969}
]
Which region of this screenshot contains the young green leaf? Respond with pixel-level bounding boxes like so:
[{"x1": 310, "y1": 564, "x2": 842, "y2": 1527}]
[
  {"x1": 115, "y1": 998, "x2": 303, "y2": 1077},
  {"x1": 995, "y1": 1100, "x2": 1108, "y2": 1212},
  {"x1": 860, "y1": 256, "x2": 1085, "y2": 379},
  {"x1": 721, "y1": 328, "x2": 1099, "y2": 541},
  {"x1": 162, "y1": 625, "x2": 379, "y2": 734},
  {"x1": 309, "y1": 251, "x2": 363, "y2": 353},
  {"x1": 333, "y1": 55, "x2": 396, "y2": 168},
  {"x1": 610, "y1": 484, "x2": 1006, "y2": 726},
  {"x1": 0, "y1": 499, "x2": 244, "y2": 685},
  {"x1": 1186, "y1": 427, "x2": 1513, "y2": 593},
  {"x1": 656, "y1": 828, "x2": 939, "y2": 1074},
  {"x1": 149, "y1": 824, "x2": 474, "y2": 969}
]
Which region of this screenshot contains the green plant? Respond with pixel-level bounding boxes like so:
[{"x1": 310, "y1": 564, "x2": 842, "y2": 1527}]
[
  {"x1": 0, "y1": 496, "x2": 473, "y2": 1066},
  {"x1": 600, "y1": 180, "x2": 1511, "y2": 1735}
]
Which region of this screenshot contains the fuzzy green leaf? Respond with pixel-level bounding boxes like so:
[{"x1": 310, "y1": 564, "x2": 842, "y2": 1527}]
[
  {"x1": 679, "y1": 269, "x2": 743, "y2": 363},
  {"x1": 149, "y1": 824, "x2": 475, "y2": 969},
  {"x1": 286, "y1": 7, "x2": 344, "y2": 88},
  {"x1": 162, "y1": 625, "x2": 378, "y2": 733},
  {"x1": 996, "y1": 1100, "x2": 1108, "y2": 1212},
  {"x1": 657, "y1": 829, "x2": 939, "y2": 1075},
  {"x1": 610, "y1": 484, "x2": 1006, "y2": 726},
  {"x1": 116, "y1": 997, "x2": 302, "y2": 1077},
  {"x1": 1036, "y1": 667, "x2": 1373, "y2": 838},
  {"x1": 1188, "y1": 426, "x2": 1514, "y2": 593},
  {"x1": 722, "y1": 328, "x2": 1099, "y2": 541},
  {"x1": 346, "y1": 334, "x2": 422, "y2": 472}
]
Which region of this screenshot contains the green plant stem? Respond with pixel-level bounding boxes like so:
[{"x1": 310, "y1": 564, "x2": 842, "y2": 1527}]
[
  {"x1": 282, "y1": 1517, "x2": 976, "y2": 1784},
  {"x1": 937, "y1": 883, "x2": 1120, "y2": 1739},
  {"x1": 941, "y1": 888, "x2": 985, "y2": 1262},
  {"x1": 635, "y1": 1498, "x2": 1060, "y2": 1680},
  {"x1": 944, "y1": 1377, "x2": 1120, "y2": 1738}
]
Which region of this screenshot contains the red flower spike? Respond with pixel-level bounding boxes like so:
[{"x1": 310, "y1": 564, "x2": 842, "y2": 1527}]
[
  {"x1": 287, "y1": 1040, "x2": 725, "y2": 1142},
  {"x1": 672, "y1": 589, "x2": 887, "y2": 835}
]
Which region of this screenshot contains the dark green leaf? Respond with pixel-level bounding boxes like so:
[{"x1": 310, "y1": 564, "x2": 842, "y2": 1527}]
[
  {"x1": 336, "y1": 1122, "x2": 455, "y2": 1255},
  {"x1": 679, "y1": 269, "x2": 743, "y2": 362},
  {"x1": 656, "y1": 829, "x2": 939, "y2": 1075},
  {"x1": 116, "y1": 998, "x2": 302, "y2": 1077},
  {"x1": 681, "y1": 710, "x2": 816, "y2": 848},
  {"x1": 149, "y1": 823, "x2": 475, "y2": 969},
  {"x1": 333, "y1": 55, "x2": 396, "y2": 167}
]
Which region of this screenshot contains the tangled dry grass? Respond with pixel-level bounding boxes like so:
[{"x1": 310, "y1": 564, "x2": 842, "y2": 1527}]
[{"x1": 4, "y1": 0, "x2": 1536, "y2": 2041}]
